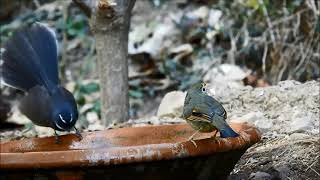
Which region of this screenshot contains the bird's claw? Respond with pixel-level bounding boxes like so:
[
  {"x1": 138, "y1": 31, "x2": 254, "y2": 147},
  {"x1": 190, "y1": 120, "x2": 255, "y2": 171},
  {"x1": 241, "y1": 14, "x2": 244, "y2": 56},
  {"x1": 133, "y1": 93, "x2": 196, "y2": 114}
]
[
  {"x1": 188, "y1": 130, "x2": 199, "y2": 148},
  {"x1": 211, "y1": 130, "x2": 218, "y2": 139},
  {"x1": 190, "y1": 140, "x2": 198, "y2": 148},
  {"x1": 74, "y1": 127, "x2": 82, "y2": 141},
  {"x1": 54, "y1": 130, "x2": 61, "y2": 144}
]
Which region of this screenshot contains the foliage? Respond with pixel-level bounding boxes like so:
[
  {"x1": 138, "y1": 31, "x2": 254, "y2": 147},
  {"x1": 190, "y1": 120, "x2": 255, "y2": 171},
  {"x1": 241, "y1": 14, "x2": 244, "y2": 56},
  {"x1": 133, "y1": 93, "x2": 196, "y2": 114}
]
[{"x1": 0, "y1": 0, "x2": 319, "y2": 127}]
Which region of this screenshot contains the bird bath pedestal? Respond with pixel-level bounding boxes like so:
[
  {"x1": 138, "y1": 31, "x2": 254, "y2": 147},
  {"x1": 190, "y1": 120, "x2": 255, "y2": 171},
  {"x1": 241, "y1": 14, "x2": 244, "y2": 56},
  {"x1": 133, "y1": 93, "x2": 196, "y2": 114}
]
[{"x1": 0, "y1": 122, "x2": 261, "y2": 179}]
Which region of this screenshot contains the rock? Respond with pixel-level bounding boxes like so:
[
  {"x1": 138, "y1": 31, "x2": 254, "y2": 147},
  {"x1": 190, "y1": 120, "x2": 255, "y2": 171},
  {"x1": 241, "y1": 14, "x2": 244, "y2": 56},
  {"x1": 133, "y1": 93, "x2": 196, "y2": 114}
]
[
  {"x1": 65, "y1": 81, "x2": 76, "y2": 92},
  {"x1": 230, "y1": 112, "x2": 272, "y2": 133},
  {"x1": 288, "y1": 133, "x2": 310, "y2": 141},
  {"x1": 213, "y1": 80, "x2": 319, "y2": 136},
  {"x1": 128, "y1": 20, "x2": 177, "y2": 58},
  {"x1": 277, "y1": 80, "x2": 301, "y2": 91},
  {"x1": 288, "y1": 116, "x2": 313, "y2": 134},
  {"x1": 204, "y1": 64, "x2": 248, "y2": 92},
  {"x1": 169, "y1": 44, "x2": 193, "y2": 61},
  {"x1": 249, "y1": 171, "x2": 272, "y2": 180},
  {"x1": 274, "y1": 165, "x2": 290, "y2": 179},
  {"x1": 34, "y1": 126, "x2": 54, "y2": 137},
  {"x1": 157, "y1": 91, "x2": 186, "y2": 118},
  {"x1": 87, "y1": 123, "x2": 104, "y2": 131},
  {"x1": 169, "y1": 44, "x2": 193, "y2": 55},
  {"x1": 204, "y1": 64, "x2": 248, "y2": 83},
  {"x1": 86, "y1": 112, "x2": 99, "y2": 124},
  {"x1": 186, "y1": 6, "x2": 209, "y2": 20},
  {"x1": 208, "y1": 9, "x2": 222, "y2": 28},
  {"x1": 7, "y1": 107, "x2": 31, "y2": 125}
]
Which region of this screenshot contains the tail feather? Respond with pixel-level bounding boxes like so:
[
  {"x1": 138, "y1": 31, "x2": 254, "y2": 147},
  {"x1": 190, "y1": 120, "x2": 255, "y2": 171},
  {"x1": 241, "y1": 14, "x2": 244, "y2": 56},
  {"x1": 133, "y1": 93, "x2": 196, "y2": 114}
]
[
  {"x1": 219, "y1": 128, "x2": 239, "y2": 138},
  {"x1": 211, "y1": 114, "x2": 239, "y2": 138},
  {"x1": 1, "y1": 22, "x2": 59, "y2": 92},
  {"x1": 1, "y1": 65, "x2": 33, "y2": 91},
  {"x1": 25, "y1": 22, "x2": 59, "y2": 84}
]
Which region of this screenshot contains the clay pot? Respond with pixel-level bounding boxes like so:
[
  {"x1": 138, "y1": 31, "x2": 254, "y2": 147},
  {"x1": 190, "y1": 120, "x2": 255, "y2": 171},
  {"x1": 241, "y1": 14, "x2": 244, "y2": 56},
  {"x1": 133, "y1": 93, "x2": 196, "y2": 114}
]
[{"x1": 0, "y1": 122, "x2": 261, "y2": 180}]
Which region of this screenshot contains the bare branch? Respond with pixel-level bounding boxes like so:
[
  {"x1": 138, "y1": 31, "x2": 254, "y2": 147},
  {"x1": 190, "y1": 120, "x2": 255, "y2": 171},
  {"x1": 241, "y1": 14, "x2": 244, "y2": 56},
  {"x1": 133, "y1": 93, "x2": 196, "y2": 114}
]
[
  {"x1": 72, "y1": 0, "x2": 92, "y2": 17},
  {"x1": 127, "y1": 0, "x2": 136, "y2": 12}
]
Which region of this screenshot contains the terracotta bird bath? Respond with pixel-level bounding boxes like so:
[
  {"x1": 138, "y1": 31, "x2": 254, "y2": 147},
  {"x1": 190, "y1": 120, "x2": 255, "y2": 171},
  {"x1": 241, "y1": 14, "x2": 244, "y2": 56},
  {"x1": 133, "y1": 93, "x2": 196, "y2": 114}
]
[{"x1": 0, "y1": 122, "x2": 261, "y2": 180}]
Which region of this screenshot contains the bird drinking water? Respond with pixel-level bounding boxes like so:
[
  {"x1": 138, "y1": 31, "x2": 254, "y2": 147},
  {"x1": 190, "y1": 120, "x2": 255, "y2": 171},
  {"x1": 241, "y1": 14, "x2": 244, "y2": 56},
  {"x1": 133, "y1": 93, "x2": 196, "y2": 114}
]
[{"x1": 1, "y1": 22, "x2": 81, "y2": 142}]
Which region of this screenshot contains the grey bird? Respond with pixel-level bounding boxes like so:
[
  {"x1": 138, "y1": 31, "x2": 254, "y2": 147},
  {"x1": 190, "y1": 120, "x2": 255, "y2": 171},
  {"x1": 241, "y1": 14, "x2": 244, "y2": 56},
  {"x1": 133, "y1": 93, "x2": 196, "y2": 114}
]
[{"x1": 182, "y1": 82, "x2": 239, "y2": 141}]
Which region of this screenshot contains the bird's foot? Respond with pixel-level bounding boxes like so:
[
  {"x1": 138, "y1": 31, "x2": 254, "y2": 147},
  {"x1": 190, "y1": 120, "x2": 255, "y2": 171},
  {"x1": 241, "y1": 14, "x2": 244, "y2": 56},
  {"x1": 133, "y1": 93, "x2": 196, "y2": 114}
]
[
  {"x1": 211, "y1": 130, "x2": 218, "y2": 139},
  {"x1": 188, "y1": 130, "x2": 198, "y2": 141},
  {"x1": 190, "y1": 140, "x2": 198, "y2": 148},
  {"x1": 188, "y1": 130, "x2": 199, "y2": 148},
  {"x1": 74, "y1": 127, "x2": 83, "y2": 141},
  {"x1": 54, "y1": 130, "x2": 61, "y2": 144}
]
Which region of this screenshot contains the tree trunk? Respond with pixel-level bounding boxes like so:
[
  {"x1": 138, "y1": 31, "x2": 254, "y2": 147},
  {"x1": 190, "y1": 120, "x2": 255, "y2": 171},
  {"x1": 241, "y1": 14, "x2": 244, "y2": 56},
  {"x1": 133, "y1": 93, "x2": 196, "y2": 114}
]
[{"x1": 73, "y1": 0, "x2": 136, "y2": 126}]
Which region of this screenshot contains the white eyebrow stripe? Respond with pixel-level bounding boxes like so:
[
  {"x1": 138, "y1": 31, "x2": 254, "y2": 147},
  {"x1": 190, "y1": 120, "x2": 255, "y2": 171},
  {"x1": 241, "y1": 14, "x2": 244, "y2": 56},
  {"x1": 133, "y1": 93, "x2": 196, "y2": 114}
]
[
  {"x1": 59, "y1": 114, "x2": 67, "y2": 123},
  {"x1": 70, "y1": 114, "x2": 73, "y2": 122},
  {"x1": 55, "y1": 121, "x2": 64, "y2": 130}
]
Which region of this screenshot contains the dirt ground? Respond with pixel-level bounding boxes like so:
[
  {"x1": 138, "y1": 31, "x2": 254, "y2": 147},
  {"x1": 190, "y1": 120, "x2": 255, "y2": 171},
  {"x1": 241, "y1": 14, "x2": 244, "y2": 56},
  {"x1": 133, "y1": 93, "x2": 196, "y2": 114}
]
[{"x1": 229, "y1": 135, "x2": 319, "y2": 179}]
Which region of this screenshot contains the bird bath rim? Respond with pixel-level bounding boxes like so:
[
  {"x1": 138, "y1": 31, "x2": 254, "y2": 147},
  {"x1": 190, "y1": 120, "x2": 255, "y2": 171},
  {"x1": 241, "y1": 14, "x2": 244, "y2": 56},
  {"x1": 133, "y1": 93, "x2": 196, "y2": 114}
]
[{"x1": 0, "y1": 122, "x2": 261, "y2": 170}]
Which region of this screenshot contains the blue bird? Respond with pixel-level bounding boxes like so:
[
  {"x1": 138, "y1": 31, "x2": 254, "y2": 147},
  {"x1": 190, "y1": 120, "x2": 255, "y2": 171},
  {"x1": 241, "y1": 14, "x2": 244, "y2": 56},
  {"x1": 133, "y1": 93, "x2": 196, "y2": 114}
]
[
  {"x1": 1, "y1": 22, "x2": 81, "y2": 142},
  {"x1": 182, "y1": 82, "x2": 239, "y2": 141}
]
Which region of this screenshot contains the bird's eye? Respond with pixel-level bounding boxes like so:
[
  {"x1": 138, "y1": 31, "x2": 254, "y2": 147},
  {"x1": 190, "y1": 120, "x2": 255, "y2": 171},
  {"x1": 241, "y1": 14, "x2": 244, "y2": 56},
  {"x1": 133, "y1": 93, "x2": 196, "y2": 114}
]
[{"x1": 202, "y1": 87, "x2": 206, "y2": 92}]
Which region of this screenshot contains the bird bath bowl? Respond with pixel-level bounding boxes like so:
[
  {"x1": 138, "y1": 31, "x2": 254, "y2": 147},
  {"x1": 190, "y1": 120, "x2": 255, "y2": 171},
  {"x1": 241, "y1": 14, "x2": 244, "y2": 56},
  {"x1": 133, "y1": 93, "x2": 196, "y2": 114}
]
[{"x1": 0, "y1": 122, "x2": 261, "y2": 179}]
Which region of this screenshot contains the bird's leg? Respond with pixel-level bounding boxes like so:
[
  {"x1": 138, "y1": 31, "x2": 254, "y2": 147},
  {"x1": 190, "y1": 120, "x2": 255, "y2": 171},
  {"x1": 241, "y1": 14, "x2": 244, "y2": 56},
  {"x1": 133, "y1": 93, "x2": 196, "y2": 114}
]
[
  {"x1": 188, "y1": 130, "x2": 199, "y2": 148},
  {"x1": 74, "y1": 127, "x2": 83, "y2": 141},
  {"x1": 211, "y1": 130, "x2": 218, "y2": 139},
  {"x1": 188, "y1": 130, "x2": 199, "y2": 141},
  {"x1": 54, "y1": 130, "x2": 61, "y2": 144}
]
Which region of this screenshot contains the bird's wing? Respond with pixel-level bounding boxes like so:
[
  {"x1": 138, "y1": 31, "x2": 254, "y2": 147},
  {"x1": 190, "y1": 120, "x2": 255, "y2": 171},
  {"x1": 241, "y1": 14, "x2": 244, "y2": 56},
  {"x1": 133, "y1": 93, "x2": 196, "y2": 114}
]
[
  {"x1": 182, "y1": 92, "x2": 192, "y2": 118},
  {"x1": 19, "y1": 85, "x2": 52, "y2": 127},
  {"x1": 185, "y1": 103, "x2": 212, "y2": 122},
  {"x1": 205, "y1": 96, "x2": 227, "y2": 119},
  {"x1": 192, "y1": 102, "x2": 237, "y2": 138}
]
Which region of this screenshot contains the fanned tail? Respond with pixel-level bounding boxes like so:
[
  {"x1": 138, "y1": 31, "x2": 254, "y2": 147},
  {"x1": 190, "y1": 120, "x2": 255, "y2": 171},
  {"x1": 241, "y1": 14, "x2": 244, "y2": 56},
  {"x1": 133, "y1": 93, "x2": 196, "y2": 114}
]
[{"x1": 1, "y1": 22, "x2": 59, "y2": 92}]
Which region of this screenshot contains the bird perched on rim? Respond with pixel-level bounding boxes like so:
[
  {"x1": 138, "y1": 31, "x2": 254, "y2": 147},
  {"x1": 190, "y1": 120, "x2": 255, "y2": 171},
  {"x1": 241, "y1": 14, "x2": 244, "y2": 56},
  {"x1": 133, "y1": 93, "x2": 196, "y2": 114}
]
[
  {"x1": 0, "y1": 22, "x2": 81, "y2": 142},
  {"x1": 182, "y1": 82, "x2": 239, "y2": 141}
]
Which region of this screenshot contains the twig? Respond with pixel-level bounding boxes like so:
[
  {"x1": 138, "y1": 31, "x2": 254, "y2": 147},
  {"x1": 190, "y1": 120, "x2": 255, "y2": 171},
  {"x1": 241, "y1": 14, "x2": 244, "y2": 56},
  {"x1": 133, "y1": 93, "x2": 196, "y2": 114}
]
[
  {"x1": 127, "y1": 0, "x2": 136, "y2": 11},
  {"x1": 277, "y1": 146, "x2": 289, "y2": 158},
  {"x1": 294, "y1": 32, "x2": 316, "y2": 75},
  {"x1": 305, "y1": 0, "x2": 319, "y2": 15},
  {"x1": 262, "y1": 42, "x2": 268, "y2": 77},
  {"x1": 33, "y1": 0, "x2": 40, "y2": 8},
  {"x1": 302, "y1": 159, "x2": 320, "y2": 177},
  {"x1": 277, "y1": 57, "x2": 287, "y2": 82},
  {"x1": 228, "y1": 31, "x2": 236, "y2": 64},
  {"x1": 258, "y1": 0, "x2": 277, "y2": 46},
  {"x1": 270, "y1": 9, "x2": 309, "y2": 27},
  {"x1": 72, "y1": 0, "x2": 92, "y2": 17},
  {"x1": 305, "y1": 156, "x2": 319, "y2": 171}
]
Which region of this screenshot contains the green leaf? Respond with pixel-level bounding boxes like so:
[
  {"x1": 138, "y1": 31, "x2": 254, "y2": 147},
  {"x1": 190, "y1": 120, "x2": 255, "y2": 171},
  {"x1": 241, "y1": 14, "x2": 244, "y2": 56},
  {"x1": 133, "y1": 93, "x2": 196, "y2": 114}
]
[
  {"x1": 129, "y1": 90, "x2": 144, "y2": 98},
  {"x1": 92, "y1": 100, "x2": 101, "y2": 115},
  {"x1": 79, "y1": 82, "x2": 100, "y2": 94},
  {"x1": 245, "y1": 0, "x2": 259, "y2": 9},
  {"x1": 75, "y1": 94, "x2": 86, "y2": 105}
]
